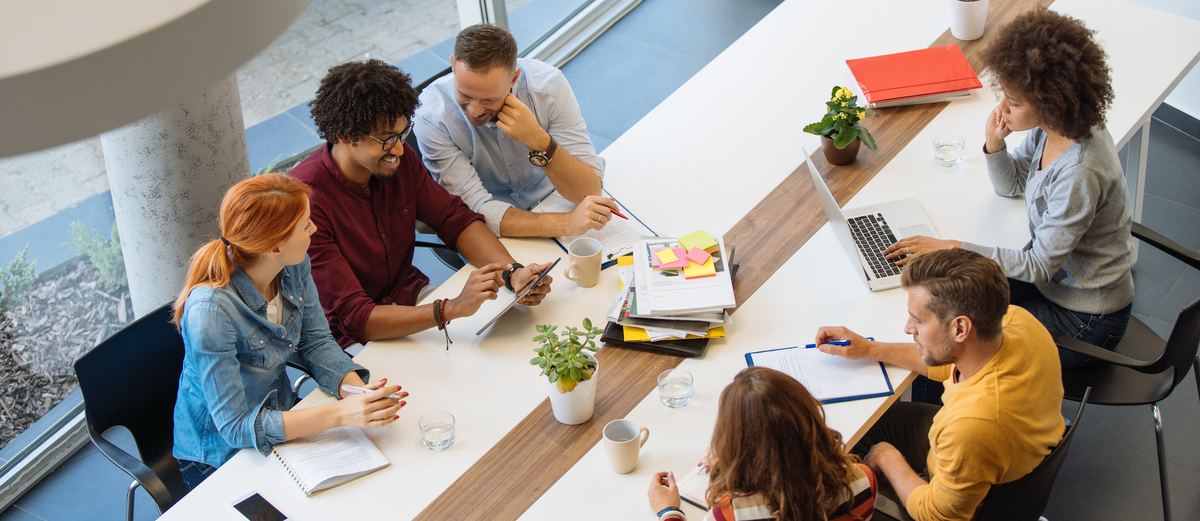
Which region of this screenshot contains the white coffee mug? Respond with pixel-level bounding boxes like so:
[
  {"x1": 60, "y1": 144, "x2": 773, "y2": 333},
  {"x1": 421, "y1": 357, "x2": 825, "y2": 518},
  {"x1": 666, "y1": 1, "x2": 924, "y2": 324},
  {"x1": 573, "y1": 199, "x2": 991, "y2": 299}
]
[
  {"x1": 602, "y1": 419, "x2": 650, "y2": 474},
  {"x1": 563, "y1": 237, "x2": 602, "y2": 288}
]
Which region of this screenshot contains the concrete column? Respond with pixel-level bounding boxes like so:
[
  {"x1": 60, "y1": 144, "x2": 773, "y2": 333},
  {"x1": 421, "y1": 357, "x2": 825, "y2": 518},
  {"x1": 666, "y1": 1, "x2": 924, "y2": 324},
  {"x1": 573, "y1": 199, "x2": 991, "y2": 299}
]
[{"x1": 100, "y1": 75, "x2": 249, "y2": 317}]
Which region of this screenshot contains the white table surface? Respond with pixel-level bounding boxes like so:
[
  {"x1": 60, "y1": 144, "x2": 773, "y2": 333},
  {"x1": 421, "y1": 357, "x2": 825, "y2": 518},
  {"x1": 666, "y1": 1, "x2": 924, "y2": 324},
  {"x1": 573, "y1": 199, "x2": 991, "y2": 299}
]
[{"x1": 158, "y1": 0, "x2": 1200, "y2": 518}]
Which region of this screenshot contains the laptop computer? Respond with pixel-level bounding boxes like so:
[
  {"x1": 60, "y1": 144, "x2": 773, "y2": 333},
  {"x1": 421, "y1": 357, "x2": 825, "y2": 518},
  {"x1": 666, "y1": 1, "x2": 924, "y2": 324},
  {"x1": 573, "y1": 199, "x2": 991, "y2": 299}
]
[{"x1": 804, "y1": 148, "x2": 940, "y2": 291}]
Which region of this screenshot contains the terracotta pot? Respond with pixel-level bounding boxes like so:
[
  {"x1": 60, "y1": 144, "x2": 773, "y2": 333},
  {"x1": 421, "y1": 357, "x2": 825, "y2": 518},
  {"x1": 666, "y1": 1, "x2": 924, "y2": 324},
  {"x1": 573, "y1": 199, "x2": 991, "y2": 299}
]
[{"x1": 821, "y1": 135, "x2": 861, "y2": 166}]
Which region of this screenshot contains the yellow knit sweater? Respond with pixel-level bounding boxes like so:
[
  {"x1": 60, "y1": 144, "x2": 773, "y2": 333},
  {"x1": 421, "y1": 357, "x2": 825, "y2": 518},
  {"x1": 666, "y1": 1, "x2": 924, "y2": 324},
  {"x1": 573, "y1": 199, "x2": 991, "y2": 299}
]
[{"x1": 905, "y1": 306, "x2": 1066, "y2": 521}]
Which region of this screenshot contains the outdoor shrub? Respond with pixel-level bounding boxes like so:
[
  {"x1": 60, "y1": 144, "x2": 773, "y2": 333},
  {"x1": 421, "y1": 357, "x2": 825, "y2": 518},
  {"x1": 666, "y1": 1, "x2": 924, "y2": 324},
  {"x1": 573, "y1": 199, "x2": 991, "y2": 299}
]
[
  {"x1": 0, "y1": 245, "x2": 37, "y2": 313},
  {"x1": 63, "y1": 222, "x2": 126, "y2": 291}
]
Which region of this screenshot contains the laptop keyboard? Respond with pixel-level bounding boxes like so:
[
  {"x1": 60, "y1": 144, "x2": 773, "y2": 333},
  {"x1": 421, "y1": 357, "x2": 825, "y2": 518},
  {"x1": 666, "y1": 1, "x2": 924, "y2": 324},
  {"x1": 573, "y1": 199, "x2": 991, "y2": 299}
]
[{"x1": 848, "y1": 213, "x2": 905, "y2": 279}]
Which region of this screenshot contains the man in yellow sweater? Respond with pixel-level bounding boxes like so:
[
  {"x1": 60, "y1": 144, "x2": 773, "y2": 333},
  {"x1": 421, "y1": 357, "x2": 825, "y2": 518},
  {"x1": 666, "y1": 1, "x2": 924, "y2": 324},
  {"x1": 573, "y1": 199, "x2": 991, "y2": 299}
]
[{"x1": 815, "y1": 249, "x2": 1065, "y2": 521}]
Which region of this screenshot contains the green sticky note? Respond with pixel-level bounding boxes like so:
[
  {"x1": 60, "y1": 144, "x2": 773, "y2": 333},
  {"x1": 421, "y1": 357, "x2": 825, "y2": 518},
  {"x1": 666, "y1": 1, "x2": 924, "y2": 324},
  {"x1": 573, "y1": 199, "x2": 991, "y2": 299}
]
[{"x1": 678, "y1": 230, "x2": 718, "y2": 253}]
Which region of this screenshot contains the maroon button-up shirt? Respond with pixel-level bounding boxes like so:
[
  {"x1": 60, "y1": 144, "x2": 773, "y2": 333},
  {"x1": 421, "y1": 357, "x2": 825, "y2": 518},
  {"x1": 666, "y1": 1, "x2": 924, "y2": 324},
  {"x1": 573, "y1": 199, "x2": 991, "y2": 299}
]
[{"x1": 290, "y1": 143, "x2": 483, "y2": 348}]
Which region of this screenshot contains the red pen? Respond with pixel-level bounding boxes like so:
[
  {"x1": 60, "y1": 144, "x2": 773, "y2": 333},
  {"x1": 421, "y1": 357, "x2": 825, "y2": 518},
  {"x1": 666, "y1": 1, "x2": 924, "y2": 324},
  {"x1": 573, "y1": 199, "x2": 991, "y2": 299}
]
[{"x1": 609, "y1": 200, "x2": 629, "y2": 220}]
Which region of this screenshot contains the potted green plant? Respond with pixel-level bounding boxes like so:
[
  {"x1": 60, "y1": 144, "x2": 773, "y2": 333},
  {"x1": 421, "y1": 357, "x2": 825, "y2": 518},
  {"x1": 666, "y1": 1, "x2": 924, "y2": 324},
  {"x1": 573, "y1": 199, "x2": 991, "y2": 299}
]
[
  {"x1": 530, "y1": 319, "x2": 603, "y2": 425},
  {"x1": 804, "y1": 86, "x2": 878, "y2": 166}
]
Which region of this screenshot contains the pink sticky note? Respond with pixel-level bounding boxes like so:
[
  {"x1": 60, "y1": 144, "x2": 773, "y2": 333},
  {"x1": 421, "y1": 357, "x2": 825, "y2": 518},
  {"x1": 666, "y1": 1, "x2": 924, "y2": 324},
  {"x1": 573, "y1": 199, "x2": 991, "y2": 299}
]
[
  {"x1": 686, "y1": 247, "x2": 711, "y2": 265},
  {"x1": 659, "y1": 247, "x2": 690, "y2": 269}
]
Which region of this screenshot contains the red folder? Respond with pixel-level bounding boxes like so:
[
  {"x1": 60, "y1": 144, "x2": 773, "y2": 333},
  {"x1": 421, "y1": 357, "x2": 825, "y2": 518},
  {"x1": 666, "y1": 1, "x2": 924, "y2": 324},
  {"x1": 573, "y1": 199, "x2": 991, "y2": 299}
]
[{"x1": 846, "y1": 44, "x2": 982, "y2": 105}]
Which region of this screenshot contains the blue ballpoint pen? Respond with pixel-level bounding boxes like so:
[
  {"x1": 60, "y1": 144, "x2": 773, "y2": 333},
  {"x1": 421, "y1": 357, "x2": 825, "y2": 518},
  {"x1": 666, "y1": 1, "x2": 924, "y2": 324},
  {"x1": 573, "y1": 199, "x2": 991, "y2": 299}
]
[
  {"x1": 340, "y1": 384, "x2": 405, "y2": 401},
  {"x1": 804, "y1": 337, "x2": 875, "y2": 349}
]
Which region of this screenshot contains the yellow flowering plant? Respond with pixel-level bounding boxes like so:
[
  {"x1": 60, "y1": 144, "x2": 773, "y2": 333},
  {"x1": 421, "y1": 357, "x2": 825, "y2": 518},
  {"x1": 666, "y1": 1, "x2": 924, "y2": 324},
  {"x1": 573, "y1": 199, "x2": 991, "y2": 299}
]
[{"x1": 804, "y1": 86, "x2": 877, "y2": 150}]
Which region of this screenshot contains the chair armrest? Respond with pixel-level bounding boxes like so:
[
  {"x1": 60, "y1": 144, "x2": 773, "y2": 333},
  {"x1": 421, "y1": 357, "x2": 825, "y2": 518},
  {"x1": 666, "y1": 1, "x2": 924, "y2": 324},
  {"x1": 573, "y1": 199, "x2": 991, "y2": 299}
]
[
  {"x1": 286, "y1": 351, "x2": 315, "y2": 378},
  {"x1": 1052, "y1": 332, "x2": 1151, "y2": 368},
  {"x1": 415, "y1": 240, "x2": 452, "y2": 251},
  {"x1": 1132, "y1": 222, "x2": 1200, "y2": 271},
  {"x1": 88, "y1": 430, "x2": 176, "y2": 509}
]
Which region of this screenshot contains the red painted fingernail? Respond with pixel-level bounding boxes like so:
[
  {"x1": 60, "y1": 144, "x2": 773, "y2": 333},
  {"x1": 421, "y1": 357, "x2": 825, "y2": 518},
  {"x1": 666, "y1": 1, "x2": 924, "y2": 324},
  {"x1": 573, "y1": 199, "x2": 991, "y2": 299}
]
[
  {"x1": 400, "y1": 401, "x2": 407, "y2": 406},
  {"x1": 394, "y1": 415, "x2": 399, "y2": 420}
]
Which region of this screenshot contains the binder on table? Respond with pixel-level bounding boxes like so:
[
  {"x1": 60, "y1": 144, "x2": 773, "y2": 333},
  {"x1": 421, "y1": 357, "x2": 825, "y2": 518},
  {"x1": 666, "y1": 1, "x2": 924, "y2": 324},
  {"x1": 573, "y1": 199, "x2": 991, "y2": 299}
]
[
  {"x1": 846, "y1": 44, "x2": 982, "y2": 108},
  {"x1": 745, "y1": 346, "x2": 894, "y2": 404}
]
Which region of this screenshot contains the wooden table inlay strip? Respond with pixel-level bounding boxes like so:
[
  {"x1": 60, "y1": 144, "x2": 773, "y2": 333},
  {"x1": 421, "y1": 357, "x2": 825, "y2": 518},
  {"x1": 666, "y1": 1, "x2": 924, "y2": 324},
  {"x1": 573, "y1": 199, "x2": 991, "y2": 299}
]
[{"x1": 415, "y1": 2, "x2": 1048, "y2": 518}]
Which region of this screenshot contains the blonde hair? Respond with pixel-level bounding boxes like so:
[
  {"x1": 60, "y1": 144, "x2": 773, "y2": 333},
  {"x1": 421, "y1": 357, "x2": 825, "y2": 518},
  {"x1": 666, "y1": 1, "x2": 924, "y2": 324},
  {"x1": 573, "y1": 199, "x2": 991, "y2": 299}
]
[{"x1": 171, "y1": 174, "x2": 312, "y2": 325}]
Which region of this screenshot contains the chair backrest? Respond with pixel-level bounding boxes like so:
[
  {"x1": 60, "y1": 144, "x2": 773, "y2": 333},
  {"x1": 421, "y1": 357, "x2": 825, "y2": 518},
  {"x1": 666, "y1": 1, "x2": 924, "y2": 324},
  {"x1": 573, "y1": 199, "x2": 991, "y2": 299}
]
[
  {"x1": 73, "y1": 303, "x2": 188, "y2": 510},
  {"x1": 974, "y1": 388, "x2": 1091, "y2": 521},
  {"x1": 1128, "y1": 222, "x2": 1200, "y2": 385}
]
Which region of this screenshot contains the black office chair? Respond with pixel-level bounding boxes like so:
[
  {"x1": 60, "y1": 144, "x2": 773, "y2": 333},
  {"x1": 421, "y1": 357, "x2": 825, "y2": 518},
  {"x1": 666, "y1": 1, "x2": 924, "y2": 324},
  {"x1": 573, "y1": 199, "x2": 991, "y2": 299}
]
[
  {"x1": 874, "y1": 390, "x2": 1091, "y2": 521},
  {"x1": 1052, "y1": 221, "x2": 1200, "y2": 521},
  {"x1": 406, "y1": 65, "x2": 467, "y2": 272},
  {"x1": 73, "y1": 304, "x2": 188, "y2": 521},
  {"x1": 974, "y1": 388, "x2": 1091, "y2": 521}
]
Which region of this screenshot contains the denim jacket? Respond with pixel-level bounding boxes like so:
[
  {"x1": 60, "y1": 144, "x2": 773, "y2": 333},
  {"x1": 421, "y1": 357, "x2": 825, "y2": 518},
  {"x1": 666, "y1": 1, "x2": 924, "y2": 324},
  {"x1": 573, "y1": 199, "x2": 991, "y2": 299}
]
[{"x1": 173, "y1": 256, "x2": 367, "y2": 467}]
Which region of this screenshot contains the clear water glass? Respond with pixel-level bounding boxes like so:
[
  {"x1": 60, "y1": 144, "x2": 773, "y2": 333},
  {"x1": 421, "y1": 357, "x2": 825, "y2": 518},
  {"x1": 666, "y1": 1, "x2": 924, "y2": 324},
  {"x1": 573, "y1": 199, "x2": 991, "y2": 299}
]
[
  {"x1": 657, "y1": 369, "x2": 694, "y2": 408},
  {"x1": 419, "y1": 411, "x2": 456, "y2": 451},
  {"x1": 933, "y1": 135, "x2": 966, "y2": 167}
]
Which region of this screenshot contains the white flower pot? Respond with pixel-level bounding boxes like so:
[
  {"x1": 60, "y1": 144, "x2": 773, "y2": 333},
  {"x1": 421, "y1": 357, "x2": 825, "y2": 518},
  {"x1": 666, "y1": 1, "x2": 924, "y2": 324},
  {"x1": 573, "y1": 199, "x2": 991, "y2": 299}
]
[
  {"x1": 547, "y1": 353, "x2": 598, "y2": 425},
  {"x1": 948, "y1": 0, "x2": 989, "y2": 41}
]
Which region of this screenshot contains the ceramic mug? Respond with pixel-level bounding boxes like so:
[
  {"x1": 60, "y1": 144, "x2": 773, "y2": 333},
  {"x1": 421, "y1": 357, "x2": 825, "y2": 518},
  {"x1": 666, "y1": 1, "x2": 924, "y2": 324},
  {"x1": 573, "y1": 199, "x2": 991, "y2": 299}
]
[
  {"x1": 602, "y1": 419, "x2": 650, "y2": 474},
  {"x1": 563, "y1": 237, "x2": 602, "y2": 288}
]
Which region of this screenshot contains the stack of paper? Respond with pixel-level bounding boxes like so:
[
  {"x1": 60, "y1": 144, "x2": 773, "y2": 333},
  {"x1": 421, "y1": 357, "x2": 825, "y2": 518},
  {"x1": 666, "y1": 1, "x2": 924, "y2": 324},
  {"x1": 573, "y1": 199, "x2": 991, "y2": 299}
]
[
  {"x1": 605, "y1": 231, "x2": 735, "y2": 343},
  {"x1": 846, "y1": 44, "x2": 982, "y2": 108}
]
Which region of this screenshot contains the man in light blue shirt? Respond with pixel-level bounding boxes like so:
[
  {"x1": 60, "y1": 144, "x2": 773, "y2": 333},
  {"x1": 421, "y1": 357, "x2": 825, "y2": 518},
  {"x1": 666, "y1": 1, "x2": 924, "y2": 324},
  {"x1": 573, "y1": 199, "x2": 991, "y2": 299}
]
[{"x1": 415, "y1": 24, "x2": 616, "y2": 238}]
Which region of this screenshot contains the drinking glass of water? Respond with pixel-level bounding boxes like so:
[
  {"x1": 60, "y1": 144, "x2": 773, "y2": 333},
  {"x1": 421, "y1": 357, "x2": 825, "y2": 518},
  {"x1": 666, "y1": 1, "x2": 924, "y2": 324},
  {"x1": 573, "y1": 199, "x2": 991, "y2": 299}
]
[
  {"x1": 933, "y1": 135, "x2": 965, "y2": 167},
  {"x1": 419, "y1": 411, "x2": 456, "y2": 451},
  {"x1": 657, "y1": 369, "x2": 694, "y2": 408}
]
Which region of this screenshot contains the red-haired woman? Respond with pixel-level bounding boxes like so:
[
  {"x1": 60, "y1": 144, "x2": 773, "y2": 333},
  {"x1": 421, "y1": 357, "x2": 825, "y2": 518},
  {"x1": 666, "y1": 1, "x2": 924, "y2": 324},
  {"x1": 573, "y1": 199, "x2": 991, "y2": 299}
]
[
  {"x1": 648, "y1": 367, "x2": 877, "y2": 521},
  {"x1": 172, "y1": 174, "x2": 405, "y2": 490}
]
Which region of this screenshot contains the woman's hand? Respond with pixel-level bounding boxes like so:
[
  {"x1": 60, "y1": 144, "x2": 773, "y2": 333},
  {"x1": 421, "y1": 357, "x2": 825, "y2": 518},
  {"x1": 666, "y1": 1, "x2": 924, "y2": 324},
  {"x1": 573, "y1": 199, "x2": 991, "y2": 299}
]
[
  {"x1": 445, "y1": 263, "x2": 506, "y2": 320},
  {"x1": 647, "y1": 471, "x2": 682, "y2": 513},
  {"x1": 510, "y1": 262, "x2": 553, "y2": 306},
  {"x1": 882, "y1": 236, "x2": 963, "y2": 266},
  {"x1": 336, "y1": 378, "x2": 406, "y2": 429},
  {"x1": 984, "y1": 103, "x2": 1011, "y2": 154}
]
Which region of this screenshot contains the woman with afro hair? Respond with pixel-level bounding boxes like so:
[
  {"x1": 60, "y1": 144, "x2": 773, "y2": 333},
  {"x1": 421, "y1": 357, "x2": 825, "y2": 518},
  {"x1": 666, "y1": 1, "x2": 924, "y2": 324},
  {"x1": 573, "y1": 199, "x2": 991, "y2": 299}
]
[{"x1": 885, "y1": 8, "x2": 1134, "y2": 370}]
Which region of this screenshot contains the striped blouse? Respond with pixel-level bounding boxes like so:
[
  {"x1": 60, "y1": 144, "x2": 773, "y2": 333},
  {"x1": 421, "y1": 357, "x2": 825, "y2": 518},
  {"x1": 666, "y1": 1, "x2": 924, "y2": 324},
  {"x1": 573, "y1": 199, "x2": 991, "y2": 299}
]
[{"x1": 661, "y1": 463, "x2": 877, "y2": 521}]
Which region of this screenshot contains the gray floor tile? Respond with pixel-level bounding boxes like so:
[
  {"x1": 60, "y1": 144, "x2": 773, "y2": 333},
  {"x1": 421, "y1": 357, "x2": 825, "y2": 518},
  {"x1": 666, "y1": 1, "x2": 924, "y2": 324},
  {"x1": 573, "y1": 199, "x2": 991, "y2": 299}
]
[
  {"x1": 1132, "y1": 243, "x2": 1186, "y2": 317},
  {"x1": 607, "y1": 0, "x2": 783, "y2": 61},
  {"x1": 1139, "y1": 194, "x2": 1200, "y2": 251},
  {"x1": 12, "y1": 448, "x2": 159, "y2": 521},
  {"x1": 561, "y1": 30, "x2": 710, "y2": 140},
  {"x1": 0, "y1": 505, "x2": 44, "y2": 521},
  {"x1": 1044, "y1": 431, "x2": 1200, "y2": 520},
  {"x1": 591, "y1": 133, "x2": 614, "y2": 154},
  {"x1": 1151, "y1": 267, "x2": 1200, "y2": 323},
  {"x1": 1145, "y1": 119, "x2": 1200, "y2": 211}
]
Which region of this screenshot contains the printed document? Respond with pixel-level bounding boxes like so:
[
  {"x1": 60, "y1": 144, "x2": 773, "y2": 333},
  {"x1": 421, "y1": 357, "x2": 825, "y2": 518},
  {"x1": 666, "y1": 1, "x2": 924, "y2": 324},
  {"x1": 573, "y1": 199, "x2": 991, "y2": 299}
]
[{"x1": 745, "y1": 347, "x2": 893, "y2": 403}]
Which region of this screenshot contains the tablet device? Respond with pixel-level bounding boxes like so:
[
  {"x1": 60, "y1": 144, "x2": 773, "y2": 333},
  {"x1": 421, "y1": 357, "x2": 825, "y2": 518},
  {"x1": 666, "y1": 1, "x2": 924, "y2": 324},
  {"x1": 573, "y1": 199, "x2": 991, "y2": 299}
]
[{"x1": 475, "y1": 257, "x2": 561, "y2": 335}]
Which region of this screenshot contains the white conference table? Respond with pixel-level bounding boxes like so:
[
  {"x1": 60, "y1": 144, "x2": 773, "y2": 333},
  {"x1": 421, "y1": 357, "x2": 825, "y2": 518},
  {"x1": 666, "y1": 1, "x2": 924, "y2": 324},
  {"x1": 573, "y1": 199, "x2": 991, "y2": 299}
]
[{"x1": 158, "y1": 0, "x2": 1200, "y2": 518}]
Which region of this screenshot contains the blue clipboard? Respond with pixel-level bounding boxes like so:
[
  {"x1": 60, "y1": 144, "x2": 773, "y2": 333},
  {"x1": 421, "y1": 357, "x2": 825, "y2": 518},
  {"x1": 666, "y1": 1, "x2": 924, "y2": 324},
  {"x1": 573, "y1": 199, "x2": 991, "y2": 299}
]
[
  {"x1": 744, "y1": 346, "x2": 894, "y2": 404},
  {"x1": 548, "y1": 189, "x2": 658, "y2": 270}
]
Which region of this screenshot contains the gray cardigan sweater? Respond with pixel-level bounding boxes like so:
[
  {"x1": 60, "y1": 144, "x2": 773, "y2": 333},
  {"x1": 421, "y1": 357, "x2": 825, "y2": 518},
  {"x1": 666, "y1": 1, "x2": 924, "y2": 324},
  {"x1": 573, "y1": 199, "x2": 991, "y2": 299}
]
[{"x1": 962, "y1": 127, "x2": 1135, "y2": 314}]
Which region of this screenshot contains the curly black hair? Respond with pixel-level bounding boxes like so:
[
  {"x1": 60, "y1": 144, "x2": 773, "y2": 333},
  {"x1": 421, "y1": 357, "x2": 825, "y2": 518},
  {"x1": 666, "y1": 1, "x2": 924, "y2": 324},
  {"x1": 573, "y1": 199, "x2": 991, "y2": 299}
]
[
  {"x1": 981, "y1": 8, "x2": 1113, "y2": 141},
  {"x1": 309, "y1": 59, "x2": 419, "y2": 144}
]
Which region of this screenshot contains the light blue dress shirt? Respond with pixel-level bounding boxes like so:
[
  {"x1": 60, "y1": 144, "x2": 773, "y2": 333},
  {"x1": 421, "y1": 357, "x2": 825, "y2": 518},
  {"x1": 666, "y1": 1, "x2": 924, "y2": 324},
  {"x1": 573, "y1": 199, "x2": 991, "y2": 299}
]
[
  {"x1": 172, "y1": 256, "x2": 367, "y2": 467},
  {"x1": 414, "y1": 58, "x2": 605, "y2": 235}
]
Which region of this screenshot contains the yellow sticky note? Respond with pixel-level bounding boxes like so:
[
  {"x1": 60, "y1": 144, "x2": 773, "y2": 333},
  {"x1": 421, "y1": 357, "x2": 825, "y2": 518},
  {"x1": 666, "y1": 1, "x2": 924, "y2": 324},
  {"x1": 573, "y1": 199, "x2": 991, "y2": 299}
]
[
  {"x1": 684, "y1": 257, "x2": 716, "y2": 279},
  {"x1": 656, "y1": 248, "x2": 679, "y2": 265},
  {"x1": 678, "y1": 230, "x2": 718, "y2": 253}
]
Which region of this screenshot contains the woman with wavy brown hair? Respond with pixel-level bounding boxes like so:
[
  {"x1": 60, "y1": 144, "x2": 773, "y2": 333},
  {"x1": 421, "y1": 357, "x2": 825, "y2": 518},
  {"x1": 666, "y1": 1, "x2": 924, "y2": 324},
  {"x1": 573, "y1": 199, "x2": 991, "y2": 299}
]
[{"x1": 648, "y1": 367, "x2": 876, "y2": 521}]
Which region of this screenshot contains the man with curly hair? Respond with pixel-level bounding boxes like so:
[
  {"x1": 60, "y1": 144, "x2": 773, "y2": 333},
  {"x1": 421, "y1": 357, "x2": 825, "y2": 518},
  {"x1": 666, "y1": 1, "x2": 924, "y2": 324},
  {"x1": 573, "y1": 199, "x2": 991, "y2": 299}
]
[
  {"x1": 884, "y1": 9, "x2": 1133, "y2": 372},
  {"x1": 415, "y1": 24, "x2": 614, "y2": 238},
  {"x1": 290, "y1": 59, "x2": 553, "y2": 349}
]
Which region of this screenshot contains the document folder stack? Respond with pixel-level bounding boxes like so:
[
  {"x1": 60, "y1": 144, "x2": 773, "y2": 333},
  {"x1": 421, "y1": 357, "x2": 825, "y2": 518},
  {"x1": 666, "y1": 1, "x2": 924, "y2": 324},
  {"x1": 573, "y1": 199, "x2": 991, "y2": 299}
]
[
  {"x1": 600, "y1": 234, "x2": 736, "y2": 358},
  {"x1": 846, "y1": 44, "x2": 982, "y2": 108}
]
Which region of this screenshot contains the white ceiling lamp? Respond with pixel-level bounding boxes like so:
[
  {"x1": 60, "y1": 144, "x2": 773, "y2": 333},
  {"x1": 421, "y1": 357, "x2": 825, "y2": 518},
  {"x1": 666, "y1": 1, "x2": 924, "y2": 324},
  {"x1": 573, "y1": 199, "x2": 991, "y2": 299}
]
[{"x1": 0, "y1": 0, "x2": 307, "y2": 158}]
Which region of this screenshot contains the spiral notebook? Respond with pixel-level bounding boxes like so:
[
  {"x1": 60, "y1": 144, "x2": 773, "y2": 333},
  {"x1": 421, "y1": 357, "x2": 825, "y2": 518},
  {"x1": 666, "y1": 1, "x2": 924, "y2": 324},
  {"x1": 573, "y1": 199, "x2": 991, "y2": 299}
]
[{"x1": 272, "y1": 427, "x2": 389, "y2": 496}]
